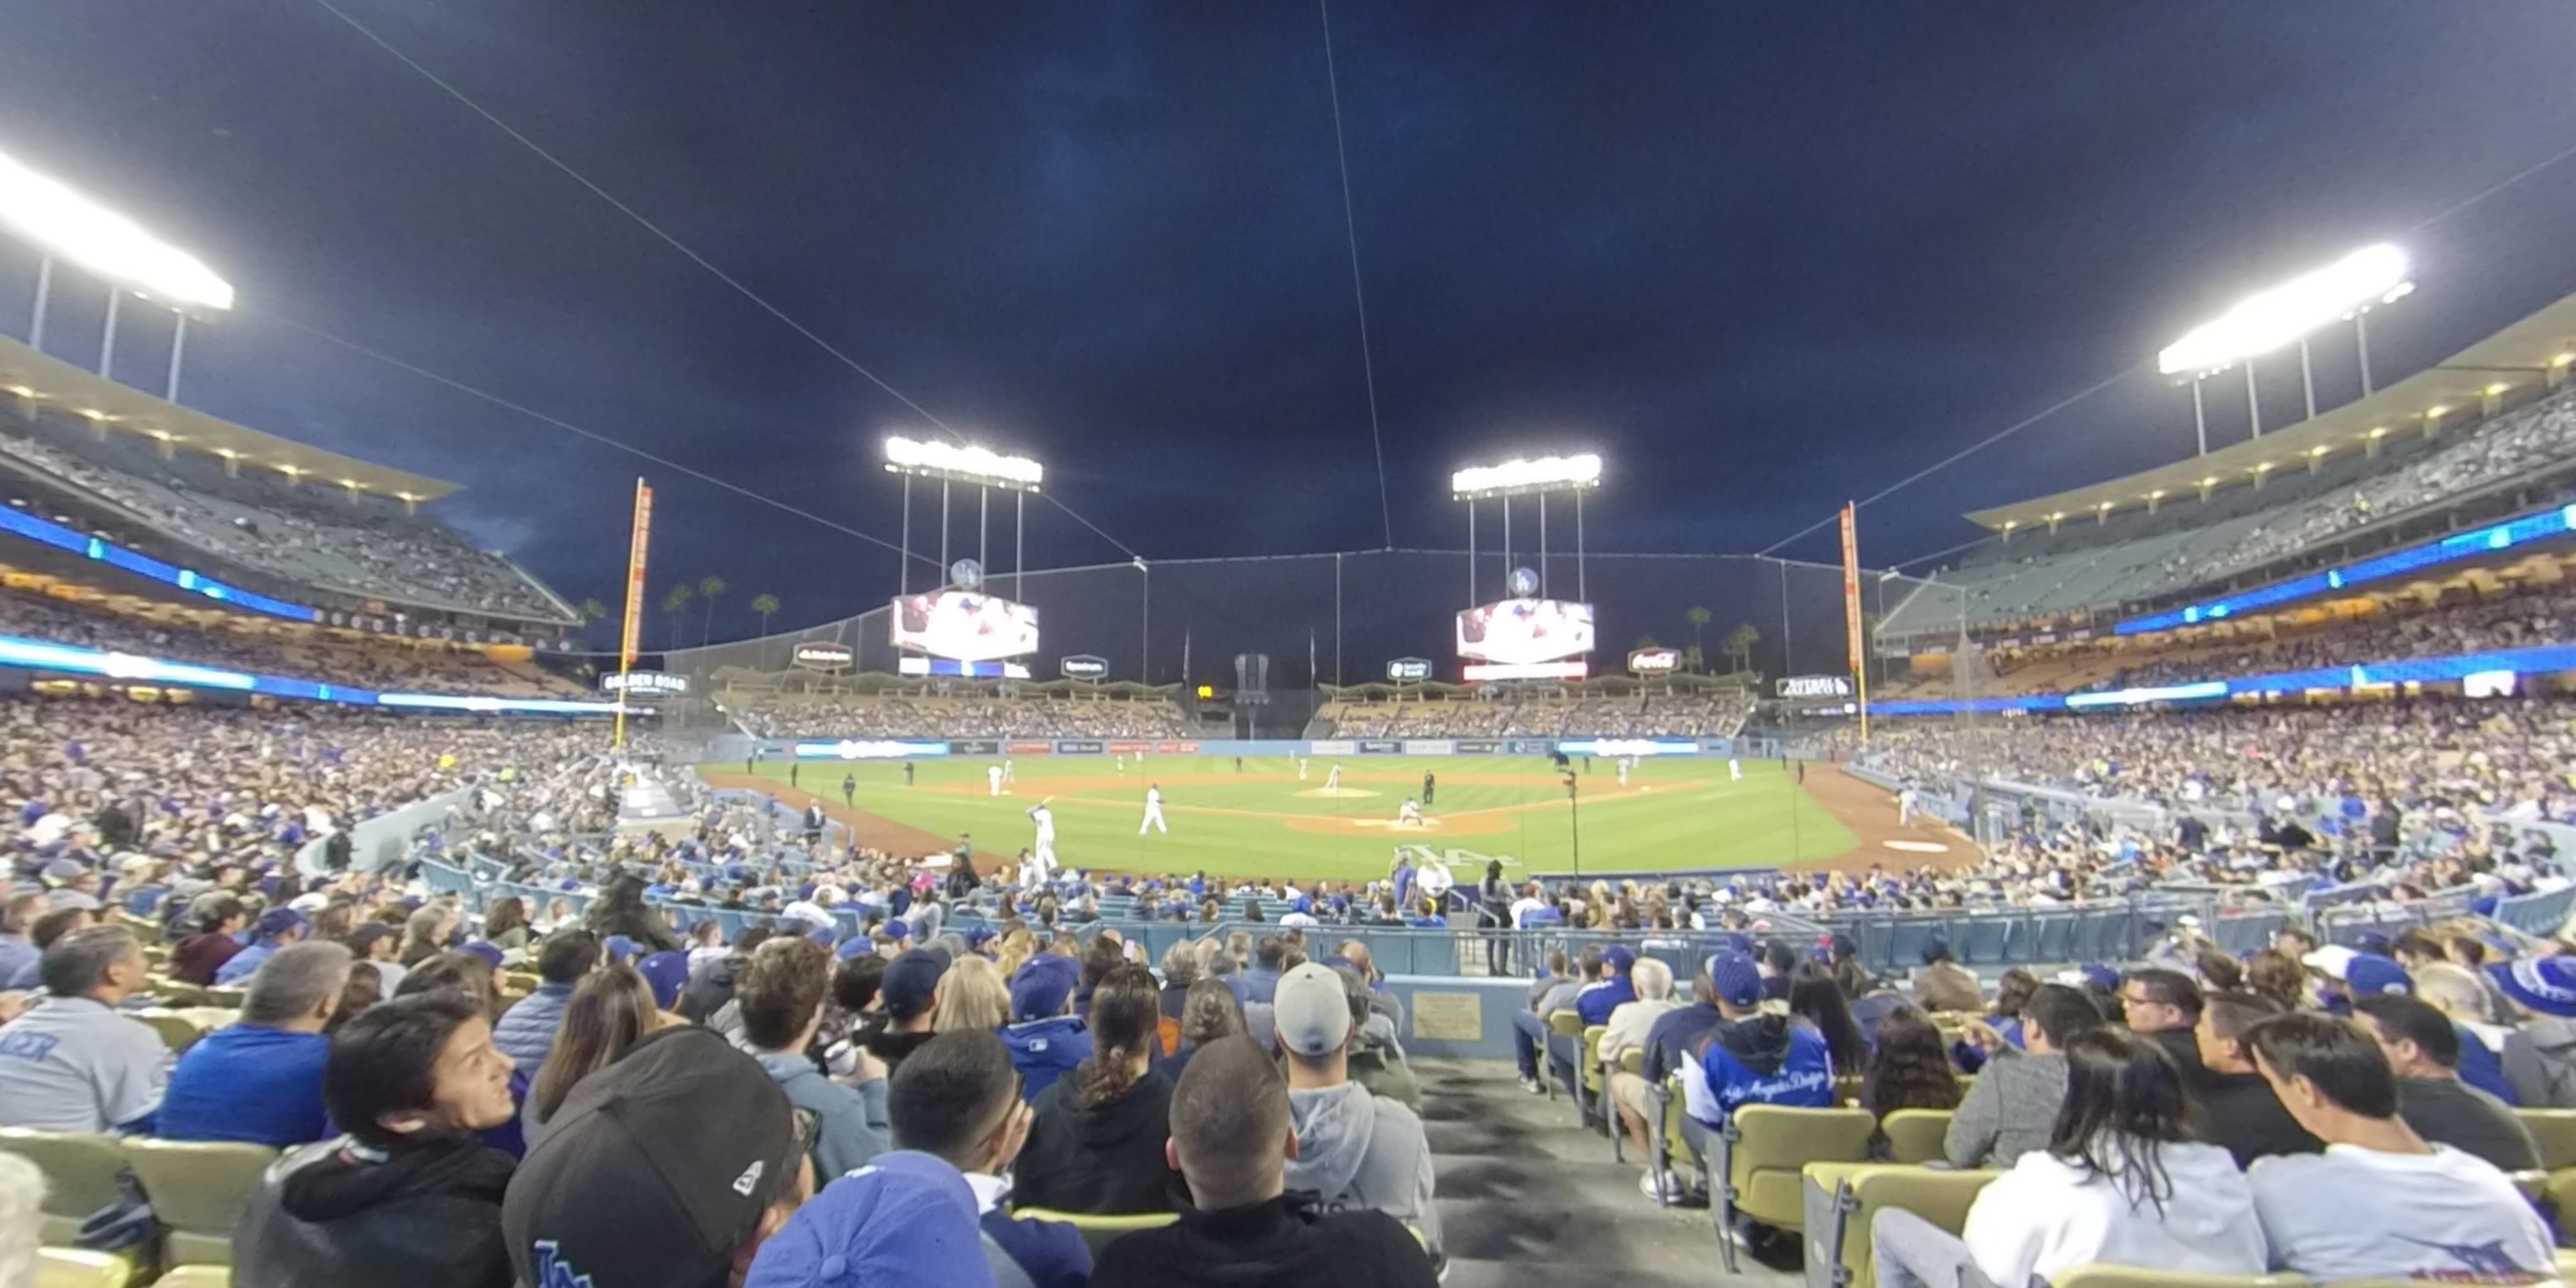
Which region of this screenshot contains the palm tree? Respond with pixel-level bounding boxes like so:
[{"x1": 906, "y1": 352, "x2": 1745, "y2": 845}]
[
  {"x1": 698, "y1": 575, "x2": 728, "y2": 647},
  {"x1": 1635, "y1": 633, "x2": 1661, "y2": 651},
  {"x1": 1722, "y1": 623, "x2": 1762, "y2": 674},
  {"x1": 575, "y1": 598, "x2": 608, "y2": 648},
  {"x1": 1683, "y1": 644, "x2": 1704, "y2": 673},
  {"x1": 661, "y1": 584, "x2": 693, "y2": 652},
  {"x1": 1685, "y1": 605, "x2": 1711, "y2": 669},
  {"x1": 751, "y1": 592, "x2": 781, "y2": 669}
]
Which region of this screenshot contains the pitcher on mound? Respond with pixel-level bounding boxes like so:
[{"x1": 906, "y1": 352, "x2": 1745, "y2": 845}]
[{"x1": 1140, "y1": 783, "x2": 1169, "y2": 835}]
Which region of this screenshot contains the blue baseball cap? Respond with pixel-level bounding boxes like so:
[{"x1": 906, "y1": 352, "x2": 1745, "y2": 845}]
[
  {"x1": 2492, "y1": 957, "x2": 2576, "y2": 1019},
  {"x1": 254, "y1": 908, "x2": 308, "y2": 939},
  {"x1": 881, "y1": 949, "x2": 951, "y2": 1022},
  {"x1": 1008, "y1": 954, "x2": 1079, "y2": 1021},
  {"x1": 1706, "y1": 951, "x2": 1763, "y2": 1008},
  {"x1": 1601, "y1": 945, "x2": 1637, "y2": 974},
  {"x1": 457, "y1": 941, "x2": 506, "y2": 969},
  {"x1": 603, "y1": 935, "x2": 641, "y2": 964},
  {"x1": 635, "y1": 951, "x2": 691, "y2": 1011},
  {"x1": 881, "y1": 919, "x2": 910, "y2": 941},
  {"x1": 836, "y1": 935, "x2": 876, "y2": 961},
  {"x1": 742, "y1": 1152, "x2": 988, "y2": 1288},
  {"x1": 2343, "y1": 953, "x2": 2412, "y2": 998}
]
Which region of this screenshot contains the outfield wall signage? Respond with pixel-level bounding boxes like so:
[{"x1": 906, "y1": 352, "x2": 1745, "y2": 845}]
[
  {"x1": 1358, "y1": 740, "x2": 1401, "y2": 755},
  {"x1": 794, "y1": 739, "x2": 949, "y2": 760},
  {"x1": 1453, "y1": 739, "x2": 1501, "y2": 753},
  {"x1": 791, "y1": 642, "x2": 853, "y2": 672},
  {"x1": 1059, "y1": 654, "x2": 1108, "y2": 680},
  {"x1": 1108, "y1": 741, "x2": 1153, "y2": 754},
  {"x1": 949, "y1": 740, "x2": 1000, "y2": 756},
  {"x1": 1054, "y1": 740, "x2": 1105, "y2": 754},
  {"x1": 1778, "y1": 675, "x2": 1853, "y2": 698},
  {"x1": 599, "y1": 670, "x2": 689, "y2": 697},
  {"x1": 1627, "y1": 647, "x2": 1679, "y2": 675},
  {"x1": 1402, "y1": 740, "x2": 1457, "y2": 756},
  {"x1": 1310, "y1": 740, "x2": 1357, "y2": 757},
  {"x1": 1507, "y1": 739, "x2": 1555, "y2": 756},
  {"x1": 1558, "y1": 737, "x2": 1702, "y2": 758},
  {"x1": 1158, "y1": 741, "x2": 1202, "y2": 754},
  {"x1": 1385, "y1": 658, "x2": 1433, "y2": 683},
  {"x1": 1007, "y1": 741, "x2": 1052, "y2": 755}
]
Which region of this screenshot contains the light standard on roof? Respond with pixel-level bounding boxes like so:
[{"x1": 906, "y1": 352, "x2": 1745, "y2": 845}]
[
  {"x1": 881, "y1": 436, "x2": 1043, "y2": 602},
  {"x1": 0, "y1": 145, "x2": 235, "y2": 403},
  {"x1": 1450, "y1": 452, "x2": 1603, "y2": 607},
  {"x1": 2157, "y1": 242, "x2": 2413, "y2": 456}
]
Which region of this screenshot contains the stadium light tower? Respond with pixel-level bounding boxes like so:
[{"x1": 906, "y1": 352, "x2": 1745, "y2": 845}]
[
  {"x1": 2157, "y1": 242, "x2": 2412, "y2": 455},
  {"x1": 882, "y1": 436, "x2": 1043, "y2": 600},
  {"x1": 1450, "y1": 452, "x2": 1602, "y2": 605},
  {"x1": 0, "y1": 145, "x2": 235, "y2": 404}
]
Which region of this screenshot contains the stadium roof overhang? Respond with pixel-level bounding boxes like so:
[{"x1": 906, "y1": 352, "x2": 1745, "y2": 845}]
[
  {"x1": 1965, "y1": 289, "x2": 2576, "y2": 533},
  {"x1": 0, "y1": 332, "x2": 459, "y2": 502}
]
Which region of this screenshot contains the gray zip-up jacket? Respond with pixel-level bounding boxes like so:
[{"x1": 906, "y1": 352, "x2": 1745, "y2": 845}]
[
  {"x1": 1283, "y1": 1080, "x2": 1442, "y2": 1258},
  {"x1": 1944, "y1": 1046, "x2": 2068, "y2": 1169}
]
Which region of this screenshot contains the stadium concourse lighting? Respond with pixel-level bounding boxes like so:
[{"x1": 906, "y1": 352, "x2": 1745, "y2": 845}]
[
  {"x1": 880, "y1": 434, "x2": 1042, "y2": 606},
  {"x1": 0, "y1": 144, "x2": 235, "y2": 406},
  {"x1": 2158, "y1": 243, "x2": 2412, "y2": 457}
]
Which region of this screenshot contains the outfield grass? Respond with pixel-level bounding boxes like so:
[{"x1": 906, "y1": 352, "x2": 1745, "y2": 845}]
[{"x1": 708, "y1": 755, "x2": 1857, "y2": 884}]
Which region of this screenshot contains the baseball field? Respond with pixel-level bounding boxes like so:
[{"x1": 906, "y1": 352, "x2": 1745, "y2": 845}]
[{"x1": 699, "y1": 754, "x2": 1946, "y2": 884}]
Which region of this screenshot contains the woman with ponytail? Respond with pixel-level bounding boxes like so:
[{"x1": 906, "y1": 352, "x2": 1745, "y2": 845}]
[{"x1": 1010, "y1": 961, "x2": 1181, "y2": 1213}]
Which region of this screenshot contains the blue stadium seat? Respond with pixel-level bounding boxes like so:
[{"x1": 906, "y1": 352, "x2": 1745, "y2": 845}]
[
  {"x1": 1960, "y1": 913, "x2": 2012, "y2": 965},
  {"x1": 2029, "y1": 913, "x2": 2075, "y2": 963}
]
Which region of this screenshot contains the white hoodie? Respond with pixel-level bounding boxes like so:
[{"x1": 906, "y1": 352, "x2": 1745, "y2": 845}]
[{"x1": 1963, "y1": 1140, "x2": 2267, "y2": 1288}]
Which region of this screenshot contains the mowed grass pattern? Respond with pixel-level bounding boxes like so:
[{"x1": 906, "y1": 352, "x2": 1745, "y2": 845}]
[{"x1": 711, "y1": 755, "x2": 1857, "y2": 883}]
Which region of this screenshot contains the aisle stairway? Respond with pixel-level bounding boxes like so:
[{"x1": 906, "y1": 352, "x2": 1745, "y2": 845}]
[{"x1": 1415, "y1": 1058, "x2": 1800, "y2": 1287}]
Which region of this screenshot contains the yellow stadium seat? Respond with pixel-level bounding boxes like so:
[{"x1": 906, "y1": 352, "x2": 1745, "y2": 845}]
[
  {"x1": 1008, "y1": 1208, "x2": 1179, "y2": 1258},
  {"x1": 1713, "y1": 1105, "x2": 1877, "y2": 1273},
  {"x1": 1543, "y1": 1009, "x2": 1583, "y2": 1103},
  {"x1": 1834, "y1": 1073, "x2": 1864, "y2": 1107},
  {"x1": 132, "y1": 1009, "x2": 210, "y2": 1054},
  {"x1": 124, "y1": 1137, "x2": 278, "y2": 1266},
  {"x1": 1607, "y1": 1047, "x2": 1646, "y2": 1161},
  {"x1": 200, "y1": 987, "x2": 246, "y2": 1009},
  {"x1": 1807, "y1": 1163, "x2": 1998, "y2": 1288},
  {"x1": 0, "y1": 1130, "x2": 130, "y2": 1247},
  {"x1": 1880, "y1": 1108, "x2": 1953, "y2": 1165},
  {"x1": 2052, "y1": 1268, "x2": 2310, "y2": 1288},
  {"x1": 155, "y1": 1269, "x2": 231, "y2": 1288},
  {"x1": 1579, "y1": 1024, "x2": 1607, "y2": 1130},
  {"x1": 148, "y1": 980, "x2": 209, "y2": 1008},
  {"x1": 35, "y1": 1248, "x2": 131, "y2": 1288},
  {"x1": 2518, "y1": 1108, "x2": 2576, "y2": 1172}
]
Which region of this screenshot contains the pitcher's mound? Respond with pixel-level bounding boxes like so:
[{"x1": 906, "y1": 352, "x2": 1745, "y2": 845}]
[
  {"x1": 1296, "y1": 787, "x2": 1378, "y2": 799},
  {"x1": 1286, "y1": 813, "x2": 1509, "y2": 837}
]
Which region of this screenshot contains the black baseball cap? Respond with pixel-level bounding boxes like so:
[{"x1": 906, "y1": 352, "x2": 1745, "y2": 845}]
[{"x1": 504, "y1": 1025, "x2": 814, "y2": 1288}]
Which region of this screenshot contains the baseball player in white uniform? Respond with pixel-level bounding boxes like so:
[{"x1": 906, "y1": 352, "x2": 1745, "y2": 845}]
[
  {"x1": 1026, "y1": 800, "x2": 1058, "y2": 886},
  {"x1": 1139, "y1": 783, "x2": 1169, "y2": 835},
  {"x1": 987, "y1": 764, "x2": 1005, "y2": 797},
  {"x1": 1298, "y1": 758, "x2": 1308, "y2": 780},
  {"x1": 1396, "y1": 797, "x2": 1424, "y2": 827},
  {"x1": 1324, "y1": 763, "x2": 1342, "y2": 791},
  {"x1": 1003, "y1": 758, "x2": 1016, "y2": 786},
  {"x1": 1729, "y1": 758, "x2": 1743, "y2": 781},
  {"x1": 1616, "y1": 758, "x2": 1631, "y2": 786}
]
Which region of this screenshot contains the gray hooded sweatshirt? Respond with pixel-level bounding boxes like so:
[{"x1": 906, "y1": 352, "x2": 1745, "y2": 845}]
[
  {"x1": 2503, "y1": 1015, "x2": 2576, "y2": 1108},
  {"x1": 1283, "y1": 1080, "x2": 1442, "y2": 1258}
]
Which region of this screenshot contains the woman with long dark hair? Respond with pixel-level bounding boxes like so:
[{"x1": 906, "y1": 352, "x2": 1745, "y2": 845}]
[
  {"x1": 481, "y1": 897, "x2": 531, "y2": 952},
  {"x1": 1860, "y1": 1005, "x2": 1963, "y2": 1124},
  {"x1": 1871, "y1": 1029, "x2": 2264, "y2": 1288},
  {"x1": 583, "y1": 873, "x2": 680, "y2": 953},
  {"x1": 1013, "y1": 963, "x2": 1178, "y2": 1213},
  {"x1": 525, "y1": 963, "x2": 667, "y2": 1147},
  {"x1": 1790, "y1": 965, "x2": 1870, "y2": 1076}
]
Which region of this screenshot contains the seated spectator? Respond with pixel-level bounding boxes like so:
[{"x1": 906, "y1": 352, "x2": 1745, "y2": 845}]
[
  {"x1": 1946, "y1": 983, "x2": 2104, "y2": 1169},
  {"x1": 1333, "y1": 940, "x2": 1405, "y2": 1039},
  {"x1": 1790, "y1": 965, "x2": 1870, "y2": 1076},
  {"x1": 863, "y1": 947, "x2": 947, "y2": 1074},
  {"x1": 505, "y1": 1024, "x2": 818, "y2": 1287},
  {"x1": 1601, "y1": 957, "x2": 1685, "y2": 1156},
  {"x1": 1275, "y1": 961, "x2": 1442, "y2": 1263},
  {"x1": 398, "y1": 904, "x2": 460, "y2": 969},
  {"x1": 158, "y1": 941, "x2": 351, "y2": 1146},
  {"x1": 8, "y1": 907, "x2": 97, "y2": 993},
  {"x1": 1859, "y1": 1005, "x2": 1963, "y2": 1157},
  {"x1": 491, "y1": 929, "x2": 600, "y2": 1073},
  {"x1": 1162, "y1": 978, "x2": 1243, "y2": 1082},
  {"x1": 1690, "y1": 947, "x2": 1835, "y2": 1122},
  {"x1": 524, "y1": 962, "x2": 667, "y2": 1150},
  {"x1": 0, "y1": 891, "x2": 36, "y2": 991},
  {"x1": 165, "y1": 894, "x2": 246, "y2": 985},
  {"x1": 1335, "y1": 964, "x2": 1420, "y2": 1112},
  {"x1": 933, "y1": 954, "x2": 1011, "y2": 1034},
  {"x1": 1621, "y1": 957, "x2": 1724, "y2": 1202},
  {"x1": 2118, "y1": 967, "x2": 2206, "y2": 1080},
  {"x1": 1953, "y1": 967, "x2": 2036, "y2": 1074},
  {"x1": 1872, "y1": 1028, "x2": 2266, "y2": 1288},
  {"x1": 215, "y1": 908, "x2": 311, "y2": 987},
  {"x1": 2412, "y1": 961, "x2": 2518, "y2": 1103},
  {"x1": 1158, "y1": 938, "x2": 1201, "y2": 1024},
  {"x1": 2193, "y1": 990, "x2": 2320, "y2": 1167},
  {"x1": 1017, "y1": 963, "x2": 1179, "y2": 1213},
  {"x1": 2487, "y1": 955, "x2": 2576, "y2": 1108},
  {"x1": 2352, "y1": 994, "x2": 2540, "y2": 1171},
  {"x1": 2246, "y1": 1011, "x2": 2552, "y2": 1282},
  {"x1": 233, "y1": 993, "x2": 519, "y2": 1288},
  {"x1": 1912, "y1": 939, "x2": 1983, "y2": 1014},
  {"x1": 1243, "y1": 935, "x2": 1291, "y2": 1005},
  {"x1": 347, "y1": 923, "x2": 407, "y2": 995},
  {"x1": 737, "y1": 936, "x2": 889, "y2": 1179},
  {"x1": 1512, "y1": 946, "x2": 1596, "y2": 1095},
  {"x1": 1003, "y1": 954, "x2": 1092, "y2": 1101},
  {"x1": 1087, "y1": 1037, "x2": 1439, "y2": 1288},
  {"x1": 1576, "y1": 944, "x2": 1637, "y2": 1026},
  {"x1": 0, "y1": 925, "x2": 167, "y2": 1132},
  {"x1": 740, "y1": 1150, "x2": 995, "y2": 1288},
  {"x1": 886, "y1": 1030, "x2": 1091, "y2": 1288}
]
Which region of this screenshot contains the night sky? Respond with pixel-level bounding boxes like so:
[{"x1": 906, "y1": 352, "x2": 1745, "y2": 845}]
[{"x1": 2, "y1": 3, "x2": 2575, "y2": 648}]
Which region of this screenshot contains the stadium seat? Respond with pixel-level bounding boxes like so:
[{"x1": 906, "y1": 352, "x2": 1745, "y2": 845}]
[
  {"x1": 2518, "y1": 1109, "x2": 2576, "y2": 1172},
  {"x1": 1711, "y1": 1105, "x2": 1876, "y2": 1273},
  {"x1": 123, "y1": 1138, "x2": 277, "y2": 1266},
  {"x1": 1879, "y1": 1108, "x2": 1952, "y2": 1165},
  {"x1": 1543, "y1": 1009, "x2": 1583, "y2": 1103},
  {"x1": 1578, "y1": 1025, "x2": 1607, "y2": 1130},
  {"x1": 1644, "y1": 1076, "x2": 1696, "y2": 1208},
  {"x1": 1008, "y1": 1208, "x2": 1179, "y2": 1258},
  {"x1": 0, "y1": 1130, "x2": 130, "y2": 1246},
  {"x1": 34, "y1": 1248, "x2": 132, "y2": 1288},
  {"x1": 147, "y1": 980, "x2": 210, "y2": 1008},
  {"x1": 1806, "y1": 1163, "x2": 1997, "y2": 1288},
  {"x1": 132, "y1": 1009, "x2": 209, "y2": 1053},
  {"x1": 2029, "y1": 913, "x2": 2076, "y2": 963},
  {"x1": 201, "y1": 988, "x2": 246, "y2": 1010},
  {"x1": 153, "y1": 1269, "x2": 230, "y2": 1288},
  {"x1": 2051, "y1": 1269, "x2": 2310, "y2": 1288}
]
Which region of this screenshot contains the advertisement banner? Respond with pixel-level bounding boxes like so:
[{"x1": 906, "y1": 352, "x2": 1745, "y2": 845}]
[
  {"x1": 890, "y1": 591, "x2": 1040, "y2": 662},
  {"x1": 619, "y1": 480, "x2": 652, "y2": 667},
  {"x1": 948, "y1": 740, "x2": 1000, "y2": 756},
  {"x1": 1462, "y1": 660, "x2": 1588, "y2": 681},
  {"x1": 1357, "y1": 740, "x2": 1401, "y2": 755},
  {"x1": 1006, "y1": 741, "x2": 1053, "y2": 755},
  {"x1": 1157, "y1": 741, "x2": 1201, "y2": 754},
  {"x1": 1308, "y1": 740, "x2": 1357, "y2": 757},
  {"x1": 1385, "y1": 658, "x2": 1433, "y2": 683},
  {"x1": 1402, "y1": 740, "x2": 1457, "y2": 756},
  {"x1": 1628, "y1": 647, "x2": 1679, "y2": 675},
  {"x1": 1059, "y1": 654, "x2": 1108, "y2": 681},
  {"x1": 1054, "y1": 740, "x2": 1105, "y2": 755},
  {"x1": 599, "y1": 671, "x2": 687, "y2": 697},
  {"x1": 1840, "y1": 502, "x2": 1863, "y2": 677},
  {"x1": 1453, "y1": 739, "x2": 1501, "y2": 754},
  {"x1": 793, "y1": 740, "x2": 948, "y2": 760},
  {"x1": 1778, "y1": 675, "x2": 1854, "y2": 698},
  {"x1": 1108, "y1": 741, "x2": 1153, "y2": 755},
  {"x1": 1558, "y1": 737, "x2": 1701, "y2": 758},
  {"x1": 1507, "y1": 739, "x2": 1555, "y2": 756},
  {"x1": 791, "y1": 641, "x2": 854, "y2": 672}
]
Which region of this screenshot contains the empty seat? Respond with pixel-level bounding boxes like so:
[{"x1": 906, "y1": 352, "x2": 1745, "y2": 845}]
[
  {"x1": 2517, "y1": 1108, "x2": 2576, "y2": 1172},
  {"x1": 34, "y1": 1248, "x2": 133, "y2": 1288},
  {"x1": 1713, "y1": 1105, "x2": 1877, "y2": 1273},
  {"x1": 1809, "y1": 1163, "x2": 1999, "y2": 1288},
  {"x1": 124, "y1": 1138, "x2": 278, "y2": 1266},
  {"x1": 1879, "y1": 1108, "x2": 1953, "y2": 1165},
  {"x1": 0, "y1": 1130, "x2": 129, "y2": 1246}
]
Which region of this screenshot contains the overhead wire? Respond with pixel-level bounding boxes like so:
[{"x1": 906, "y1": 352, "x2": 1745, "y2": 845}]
[
  {"x1": 309, "y1": 0, "x2": 1142, "y2": 563},
  {"x1": 1317, "y1": 0, "x2": 1396, "y2": 550}
]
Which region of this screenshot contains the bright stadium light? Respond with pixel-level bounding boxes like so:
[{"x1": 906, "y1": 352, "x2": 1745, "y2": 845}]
[
  {"x1": 1450, "y1": 452, "x2": 1602, "y2": 499},
  {"x1": 2157, "y1": 242, "x2": 2409, "y2": 377},
  {"x1": 0, "y1": 146, "x2": 233, "y2": 312},
  {"x1": 881, "y1": 435, "x2": 1043, "y2": 491}
]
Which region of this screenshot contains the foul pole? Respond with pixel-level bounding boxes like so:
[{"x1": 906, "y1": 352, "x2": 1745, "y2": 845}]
[{"x1": 613, "y1": 479, "x2": 654, "y2": 749}]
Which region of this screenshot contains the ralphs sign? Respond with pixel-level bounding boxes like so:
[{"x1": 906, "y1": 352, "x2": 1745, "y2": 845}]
[
  {"x1": 791, "y1": 641, "x2": 854, "y2": 672},
  {"x1": 1628, "y1": 647, "x2": 1679, "y2": 675}
]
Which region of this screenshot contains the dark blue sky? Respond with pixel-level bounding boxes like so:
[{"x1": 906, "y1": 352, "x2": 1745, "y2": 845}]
[{"x1": 2, "y1": 2, "x2": 2575, "y2": 641}]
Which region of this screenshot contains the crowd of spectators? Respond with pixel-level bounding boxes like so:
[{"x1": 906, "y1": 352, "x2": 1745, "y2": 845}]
[
  {"x1": 0, "y1": 417, "x2": 567, "y2": 620},
  {"x1": 1328, "y1": 689, "x2": 1753, "y2": 739},
  {"x1": 730, "y1": 692, "x2": 1192, "y2": 741}
]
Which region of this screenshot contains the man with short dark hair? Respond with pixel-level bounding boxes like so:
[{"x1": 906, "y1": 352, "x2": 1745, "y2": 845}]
[
  {"x1": 233, "y1": 993, "x2": 520, "y2": 1287},
  {"x1": 1088, "y1": 1037, "x2": 1437, "y2": 1287},
  {"x1": 491, "y1": 928, "x2": 601, "y2": 1071},
  {"x1": 1913, "y1": 939, "x2": 1983, "y2": 1014},
  {"x1": 6, "y1": 906, "x2": 95, "y2": 991},
  {"x1": 1511, "y1": 946, "x2": 1598, "y2": 1094},
  {"x1": 1946, "y1": 983, "x2": 2103, "y2": 1169},
  {"x1": 1243, "y1": 935, "x2": 1290, "y2": 1005},
  {"x1": 214, "y1": 908, "x2": 310, "y2": 986},
  {"x1": 886, "y1": 1030, "x2": 1089, "y2": 1288},
  {"x1": 2194, "y1": 990, "x2": 2319, "y2": 1167},
  {"x1": 0, "y1": 925, "x2": 166, "y2": 1132},
  {"x1": 0, "y1": 891, "x2": 42, "y2": 987},
  {"x1": 2246, "y1": 1011, "x2": 2551, "y2": 1282},
  {"x1": 158, "y1": 941, "x2": 352, "y2": 1146},
  {"x1": 864, "y1": 947, "x2": 949, "y2": 1074},
  {"x1": 167, "y1": 894, "x2": 247, "y2": 986},
  {"x1": 2118, "y1": 967, "x2": 2206, "y2": 1079},
  {"x1": 2352, "y1": 994, "x2": 2539, "y2": 1171}
]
